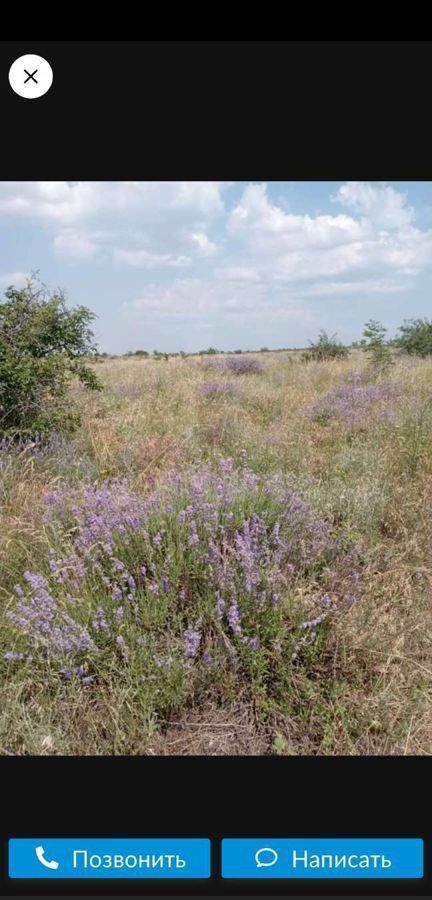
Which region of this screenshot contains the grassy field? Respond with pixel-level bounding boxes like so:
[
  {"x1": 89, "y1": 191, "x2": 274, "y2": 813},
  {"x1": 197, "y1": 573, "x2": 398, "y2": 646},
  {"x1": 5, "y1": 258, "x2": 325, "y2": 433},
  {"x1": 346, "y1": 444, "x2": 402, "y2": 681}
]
[{"x1": 1, "y1": 350, "x2": 432, "y2": 756}]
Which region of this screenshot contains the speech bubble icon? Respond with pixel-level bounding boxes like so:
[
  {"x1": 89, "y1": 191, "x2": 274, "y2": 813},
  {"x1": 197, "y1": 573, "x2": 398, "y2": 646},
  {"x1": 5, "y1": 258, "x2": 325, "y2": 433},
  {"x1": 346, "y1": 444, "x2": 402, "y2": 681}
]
[{"x1": 255, "y1": 847, "x2": 279, "y2": 868}]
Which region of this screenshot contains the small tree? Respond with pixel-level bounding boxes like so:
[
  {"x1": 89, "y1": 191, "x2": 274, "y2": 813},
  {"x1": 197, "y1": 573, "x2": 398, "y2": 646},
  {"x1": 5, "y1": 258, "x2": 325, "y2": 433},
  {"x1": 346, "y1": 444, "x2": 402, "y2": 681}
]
[
  {"x1": 0, "y1": 278, "x2": 102, "y2": 438},
  {"x1": 302, "y1": 330, "x2": 348, "y2": 362},
  {"x1": 362, "y1": 319, "x2": 393, "y2": 374},
  {"x1": 397, "y1": 318, "x2": 432, "y2": 357}
]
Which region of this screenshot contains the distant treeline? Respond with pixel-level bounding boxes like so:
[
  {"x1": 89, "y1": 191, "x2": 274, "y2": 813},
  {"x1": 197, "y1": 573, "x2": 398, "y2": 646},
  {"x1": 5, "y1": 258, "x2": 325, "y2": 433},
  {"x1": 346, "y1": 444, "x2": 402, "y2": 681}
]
[
  {"x1": 95, "y1": 319, "x2": 432, "y2": 362},
  {"x1": 96, "y1": 346, "x2": 307, "y2": 360}
]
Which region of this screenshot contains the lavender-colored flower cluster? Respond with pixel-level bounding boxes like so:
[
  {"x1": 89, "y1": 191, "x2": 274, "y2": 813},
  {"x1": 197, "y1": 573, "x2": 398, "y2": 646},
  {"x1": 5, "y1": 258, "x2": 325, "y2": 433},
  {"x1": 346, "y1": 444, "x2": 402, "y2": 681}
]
[
  {"x1": 60, "y1": 665, "x2": 94, "y2": 684},
  {"x1": 6, "y1": 458, "x2": 359, "y2": 679},
  {"x1": 305, "y1": 374, "x2": 400, "y2": 426},
  {"x1": 208, "y1": 355, "x2": 264, "y2": 375},
  {"x1": 0, "y1": 432, "x2": 62, "y2": 458},
  {"x1": 183, "y1": 626, "x2": 202, "y2": 657},
  {"x1": 7, "y1": 571, "x2": 95, "y2": 657},
  {"x1": 44, "y1": 479, "x2": 148, "y2": 554}
]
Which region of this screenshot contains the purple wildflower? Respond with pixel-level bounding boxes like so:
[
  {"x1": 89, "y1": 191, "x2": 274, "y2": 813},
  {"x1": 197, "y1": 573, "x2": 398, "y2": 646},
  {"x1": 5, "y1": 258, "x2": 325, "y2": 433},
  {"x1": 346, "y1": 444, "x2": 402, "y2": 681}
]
[
  {"x1": 215, "y1": 595, "x2": 225, "y2": 617},
  {"x1": 209, "y1": 355, "x2": 264, "y2": 375},
  {"x1": 188, "y1": 521, "x2": 199, "y2": 546},
  {"x1": 305, "y1": 375, "x2": 400, "y2": 426},
  {"x1": 60, "y1": 665, "x2": 93, "y2": 684},
  {"x1": 183, "y1": 626, "x2": 201, "y2": 658},
  {"x1": 7, "y1": 458, "x2": 359, "y2": 681},
  {"x1": 228, "y1": 601, "x2": 242, "y2": 635},
  {"x1": 220, "y1": 457, "x2": 234, "y2": 474},
  {"x1": 248, "y1": 637, "x2": 260, "y2": 650},
  {"x1": 92, "y1": 607, "x2": 110, "y2": 634}
]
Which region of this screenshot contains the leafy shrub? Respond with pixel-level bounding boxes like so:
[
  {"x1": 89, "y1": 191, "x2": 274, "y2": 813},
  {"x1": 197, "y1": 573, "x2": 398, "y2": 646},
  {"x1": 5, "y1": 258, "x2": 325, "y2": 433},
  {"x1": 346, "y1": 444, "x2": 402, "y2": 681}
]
[
  {"x1": 0, "y1": 279, "x2": 101, "y2": 438},
  {"x1": 397, "y1": 318, "x2": 432, "y2": 357},
  {"x1": 362, "y1": 320, "x2": 394, "y2": 374},
  {"x1": 302, "y1": 330, "x2": 348, "y2": 362},
  {"x1": 5, "y1": 461, "x2": 360, "y2": 714}
]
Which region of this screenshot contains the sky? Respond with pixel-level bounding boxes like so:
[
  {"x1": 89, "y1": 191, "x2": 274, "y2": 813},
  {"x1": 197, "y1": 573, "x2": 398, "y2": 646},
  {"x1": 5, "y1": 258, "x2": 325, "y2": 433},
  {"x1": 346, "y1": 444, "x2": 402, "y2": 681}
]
[{"x1": 0, "y1": 180, "x2": 431, "y2": 354}]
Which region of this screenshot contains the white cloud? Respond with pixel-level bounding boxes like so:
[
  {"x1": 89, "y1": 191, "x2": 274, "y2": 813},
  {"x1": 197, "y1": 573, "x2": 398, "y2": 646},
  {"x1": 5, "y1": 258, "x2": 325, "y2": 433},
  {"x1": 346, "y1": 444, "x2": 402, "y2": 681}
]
[
  {"x1": 0, "y1": 182, "x2": 95, "y2": 223},
  {"x1": 214, "y1": 264, "x2": 261, "y2": 283},
  {"x1": 0, "y1": 182, "x2": 227, "y2": 269},
  {"x1": 296, "y1": 276, "x2": 415, "y2": 297},
  {"x1": 335, "y1": 181, "x2": 414, "y2": 230},
  {"x1": 171, "y1": 181, "x2": 227, "y2": 215},
  {"x1": 1, "y1": 182, "x2": 432, "y2": 341},
  {"x1": 126, "y1": 276, "x2": 317, "y2": 327},
  {"x1": 228, "y1": 183, "x2": 368, "y2": 251},
  {"x1": 0, "y1": 181, "x2": 227, "y2": 223},
  {"x1": 225, "y1": 182, "x2": 432, "y2": 290},
  {"x1": 54, "y1": 229, "x2": 98, "y2": 259},
  {"x1": 0, "y1": 271, "x2": 28, "y2": 288},
  {"x1": 189, "y1": 232, "x2": 218, "y2": 256},
  {"x1": 113, "y1": 248, "x2": 191, "y2": 269}
]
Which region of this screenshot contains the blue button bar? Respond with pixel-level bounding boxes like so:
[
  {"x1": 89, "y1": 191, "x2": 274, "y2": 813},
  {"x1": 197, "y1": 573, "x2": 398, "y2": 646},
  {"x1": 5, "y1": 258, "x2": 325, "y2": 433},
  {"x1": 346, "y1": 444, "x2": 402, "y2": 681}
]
[
  {"x1": 222, "y1": 839, "x2": 423, "y2": 879},
  {"x1": 9, "y1": 838, "x2": 210, "y2": 879}
]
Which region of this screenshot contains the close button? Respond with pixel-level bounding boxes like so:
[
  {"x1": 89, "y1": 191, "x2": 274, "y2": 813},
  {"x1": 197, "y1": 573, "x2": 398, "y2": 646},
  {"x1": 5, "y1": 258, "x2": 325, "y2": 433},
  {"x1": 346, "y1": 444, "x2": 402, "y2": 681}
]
[{"x1": 9, "y1": 54, "x2": 53, "y2": 99}]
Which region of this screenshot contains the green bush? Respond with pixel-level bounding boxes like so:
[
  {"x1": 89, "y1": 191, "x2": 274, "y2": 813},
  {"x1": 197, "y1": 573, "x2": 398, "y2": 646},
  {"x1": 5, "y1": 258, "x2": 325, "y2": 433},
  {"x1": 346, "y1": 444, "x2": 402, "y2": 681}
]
[
  {"x1": 397, "y1": 318, "x2": 432, "y2": 357},
  {"x1": 302, "y1": 330, "x2": 348, "y2": 362},
  {"x1": 362, "y1": 319, "x2": 394, "y2": 375},
  {"x1": 0, "y1": 278, "x2": 102, "y2": 438}
]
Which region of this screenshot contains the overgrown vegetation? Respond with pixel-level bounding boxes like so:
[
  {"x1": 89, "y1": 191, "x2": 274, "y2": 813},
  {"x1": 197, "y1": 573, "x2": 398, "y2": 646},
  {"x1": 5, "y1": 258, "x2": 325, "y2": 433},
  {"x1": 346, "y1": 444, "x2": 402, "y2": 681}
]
[
  {"x1": 397, "y1": 318, "x2": 432, "y2": 357},
  {"x1": 2, "y1": 293, "x2": 432, "y2": 756},
  {"x1": 362, "y1": 320, "x2": 394, "y2": 375},
  {"x1": 302, "y1": 330, "x2": 348, "y2": 362},
  {"x1": 0, "y1": 279, "x2": 101, "y2": 439}
]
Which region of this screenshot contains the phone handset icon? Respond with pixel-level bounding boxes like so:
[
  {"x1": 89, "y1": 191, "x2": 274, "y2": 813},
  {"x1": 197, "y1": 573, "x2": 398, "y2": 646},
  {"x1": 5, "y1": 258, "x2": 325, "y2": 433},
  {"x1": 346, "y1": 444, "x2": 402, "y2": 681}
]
[{"x1": 35, "y1": 846, "x2": 60, "y2": 870}]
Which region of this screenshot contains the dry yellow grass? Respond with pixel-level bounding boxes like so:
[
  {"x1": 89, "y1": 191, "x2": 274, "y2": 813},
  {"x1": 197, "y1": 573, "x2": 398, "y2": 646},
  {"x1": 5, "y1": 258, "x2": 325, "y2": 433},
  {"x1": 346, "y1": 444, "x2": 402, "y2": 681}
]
[{"x1": 1, "y1": 350, "x2": 432, "y2": 755}]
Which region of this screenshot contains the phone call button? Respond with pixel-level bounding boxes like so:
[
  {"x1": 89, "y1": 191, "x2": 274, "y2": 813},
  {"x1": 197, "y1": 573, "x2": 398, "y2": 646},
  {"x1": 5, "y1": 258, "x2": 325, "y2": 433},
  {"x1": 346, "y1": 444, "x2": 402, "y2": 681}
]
[{"x1": 9, "y1": 838, "x2": 210, "y2": 879}]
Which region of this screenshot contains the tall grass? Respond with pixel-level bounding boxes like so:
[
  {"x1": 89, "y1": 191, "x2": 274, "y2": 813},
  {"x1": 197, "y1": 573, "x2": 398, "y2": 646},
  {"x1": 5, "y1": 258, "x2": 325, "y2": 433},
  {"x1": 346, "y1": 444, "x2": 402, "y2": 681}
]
[{"x1": 1, "y1": 350, "x2": 432, "y2": 755}]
